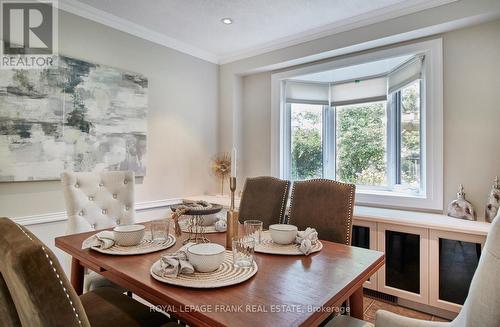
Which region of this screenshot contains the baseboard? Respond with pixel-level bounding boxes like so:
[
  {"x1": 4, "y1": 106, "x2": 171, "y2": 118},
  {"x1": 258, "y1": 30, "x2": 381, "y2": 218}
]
[
  {"x1": 12, "y1": 197, "x2": 183, "y2": 226},
  {"x1": 363, "y1": 288, "x2": 457, "y2": 321},
  {"x1": 397, "y1": 297, "x2": 457, "y2": 321}
]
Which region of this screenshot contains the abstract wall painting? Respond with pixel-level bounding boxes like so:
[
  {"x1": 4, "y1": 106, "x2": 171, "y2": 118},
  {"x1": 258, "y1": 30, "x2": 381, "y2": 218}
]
[{"x1": 0, "y1": 56, "x2": 148, "y2": 181}]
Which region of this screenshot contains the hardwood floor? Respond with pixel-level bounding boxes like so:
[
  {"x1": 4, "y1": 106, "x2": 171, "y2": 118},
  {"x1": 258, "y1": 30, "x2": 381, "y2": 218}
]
[{"x1": 363, "y1": 295, "x2": 450, "y2": 323}]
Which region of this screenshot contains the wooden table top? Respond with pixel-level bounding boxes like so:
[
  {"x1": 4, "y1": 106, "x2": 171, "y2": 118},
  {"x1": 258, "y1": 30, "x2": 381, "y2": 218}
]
[{"x1": 56, "y1": 224, "x2": 384, "y2": 327}]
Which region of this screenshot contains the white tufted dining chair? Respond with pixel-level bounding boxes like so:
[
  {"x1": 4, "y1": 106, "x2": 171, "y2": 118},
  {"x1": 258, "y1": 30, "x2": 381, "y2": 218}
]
[{"x1": 61, "y1": 171, "x2": 136, "y2": 292}]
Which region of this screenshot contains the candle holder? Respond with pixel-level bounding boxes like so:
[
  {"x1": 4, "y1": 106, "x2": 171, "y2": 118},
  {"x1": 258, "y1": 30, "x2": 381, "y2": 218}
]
[{"x1": 226, "y1": 177, "x2": 239, "y2": 249}]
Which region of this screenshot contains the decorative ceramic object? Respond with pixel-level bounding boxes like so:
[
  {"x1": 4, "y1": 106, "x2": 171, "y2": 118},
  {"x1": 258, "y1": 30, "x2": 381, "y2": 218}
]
[
  {"x1": 485, "y1": 176, "x2": 500, "y2": 223},
  {"x1": 447, "y1": 184, "x2": 476, "y2": 221}
]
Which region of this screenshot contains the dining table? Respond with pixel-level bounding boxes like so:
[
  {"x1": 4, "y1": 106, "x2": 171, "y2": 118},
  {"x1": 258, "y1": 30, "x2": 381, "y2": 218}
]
[{"x1": 55, "y1": 221, "x2": 384, "y2": 327}]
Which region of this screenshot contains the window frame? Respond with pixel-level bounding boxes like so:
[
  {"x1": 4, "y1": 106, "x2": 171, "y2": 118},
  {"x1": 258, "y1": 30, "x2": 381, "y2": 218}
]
[{"x1": 271, "y1": 39, "x2": 443, "y2": 211}]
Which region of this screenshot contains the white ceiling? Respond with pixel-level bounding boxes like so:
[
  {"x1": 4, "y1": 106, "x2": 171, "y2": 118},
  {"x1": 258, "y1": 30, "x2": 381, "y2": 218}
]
[
  {"x1": 66, "y1": 0, "x2": 455, "y2": 63},
  {"x1": 291, "y1": 55, "x2": 413, "y2": 83}
]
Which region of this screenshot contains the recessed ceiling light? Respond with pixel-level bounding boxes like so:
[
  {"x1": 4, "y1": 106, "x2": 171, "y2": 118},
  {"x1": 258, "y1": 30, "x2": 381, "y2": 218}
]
[{"x1": 221, "y1": 18, "x2": 233, "y2": 25}]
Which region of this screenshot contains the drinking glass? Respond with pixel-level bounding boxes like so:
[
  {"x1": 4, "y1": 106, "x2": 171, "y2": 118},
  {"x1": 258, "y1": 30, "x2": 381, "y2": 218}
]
[
  {"x1": 243, "y1": 220, "x2": 263, "y2": 244},
  {"x1": 232, "y1": 236, "x2": 255, "y2": 268},
  {"x1": 150, "y1": 219, "x2": 170, "y2": 241}
]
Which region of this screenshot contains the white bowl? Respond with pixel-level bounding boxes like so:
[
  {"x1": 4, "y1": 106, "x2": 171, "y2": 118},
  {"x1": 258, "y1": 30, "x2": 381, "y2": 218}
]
[
  {"x1": 194, "y1": 214, "x2": 218, "y2": 226},
  {"x1": 187, "y1": 243, "x2": 225, "y2": 273},
  {"x1": 113, "y1": 224, "x2": 145, "y2": 246},
  {"x1": 269, "y1": 224, "x2": 298, "y2": 245}
]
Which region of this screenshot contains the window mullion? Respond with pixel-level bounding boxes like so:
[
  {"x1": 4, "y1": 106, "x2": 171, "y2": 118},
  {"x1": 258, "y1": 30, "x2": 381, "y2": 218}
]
[
  {"x1": 284, "y1": 103, "x2": 292, "y2": 180},
  {"x1": 386, "y1": 93, "x2": 398, "y2": 189},
  {"x1": 395, "y1": 92, "x2": 402, "y2": 185},
  {"x1": 322, "y1": 106, "x2": 327, "y2": 178},
  {"x1": 324, "y1": 106, "x2": 336, "y2": 180}
]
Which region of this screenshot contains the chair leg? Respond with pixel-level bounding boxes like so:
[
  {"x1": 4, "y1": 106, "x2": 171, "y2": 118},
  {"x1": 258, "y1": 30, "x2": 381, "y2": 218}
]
[{"x1": 126, "y1": 291, "x2": 132, "y2": 298}]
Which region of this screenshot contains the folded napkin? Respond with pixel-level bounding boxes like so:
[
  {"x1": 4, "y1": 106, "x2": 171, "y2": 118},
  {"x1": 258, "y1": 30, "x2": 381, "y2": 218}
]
[
  {"x1": 214, "y1": 214, "x2": 227, "y2": 232},
  {"x1": 295, "y1": 228, "x2": 319, "y2": 255},
  {"x1": 152, "y1": 243, "x2": 195, "y2": 277},
  {"x1": 82, "y1": 231, "x2": 115, "y2": 250}
]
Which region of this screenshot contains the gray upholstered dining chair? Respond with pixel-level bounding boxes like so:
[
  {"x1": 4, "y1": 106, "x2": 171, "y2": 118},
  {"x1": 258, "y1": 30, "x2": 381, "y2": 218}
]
[
  {"x1": 327, "y1": 210, "x2": 500, "y2": 327},
  {"x1": 61, "y1": 171, "x2": 135, "y2": 292},
  {"x1": 0, "y1": 272, "x2": 21, "y2": 326},
  {"x1": 288, "y1": 179, "x2": 356, "y2": 245},
  {"x1": 0, "y1": 217, "x2": 180, "y2": 327},
  {"x1": 238, "y1": 176, "x2": 291, "y2": 228}
]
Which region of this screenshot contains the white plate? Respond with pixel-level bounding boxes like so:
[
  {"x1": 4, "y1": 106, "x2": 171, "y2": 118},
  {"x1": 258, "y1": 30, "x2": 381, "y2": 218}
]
[
  {"x1": 150, "y1": 251, "x2": 258, "y2": 288},
  {"x1": 91, "y1": 234, "x2": 176, "y2": 255},
  {"x1": 254, "y1": 231, "x2": 323, "y2": 255}
]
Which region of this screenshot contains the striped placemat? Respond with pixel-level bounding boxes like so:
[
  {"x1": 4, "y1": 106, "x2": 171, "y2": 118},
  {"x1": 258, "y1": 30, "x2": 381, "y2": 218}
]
[
  {"x1": 254, "y1": 231, "x2": 323, "y2": 255},
  {"x1": 150, "y1": 251, "x2": 258, "y2": 288},
  {"x1": 91, "y1": 233, "x2": 176, "y2": 255}
]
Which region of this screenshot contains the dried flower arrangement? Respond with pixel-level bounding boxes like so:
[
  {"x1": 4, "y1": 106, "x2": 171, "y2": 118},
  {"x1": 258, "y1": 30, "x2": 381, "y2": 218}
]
[{"x1": 211, "y1": 152, "x2": 231, "y2": 195}]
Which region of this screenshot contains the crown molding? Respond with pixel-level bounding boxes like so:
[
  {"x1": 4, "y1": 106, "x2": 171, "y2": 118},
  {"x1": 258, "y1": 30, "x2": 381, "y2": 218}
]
[
  {"x1": 13, "y1": 197, "x2": 182, "y2": 226},
  {"x1": 56, "y1": 0, "x2": 460, "y2": 66},
  {"x1": 57, "y1": 0, "x2": 219, "y2": 64},
  {"x1": 218, "y1": 0, "x2": 459, "y2": 64}
]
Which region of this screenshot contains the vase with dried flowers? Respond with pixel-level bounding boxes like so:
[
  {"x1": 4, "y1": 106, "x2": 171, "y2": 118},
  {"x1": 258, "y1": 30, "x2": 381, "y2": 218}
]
[{"x1": 211, "y1": 152, "x2": 231, "y2": 196}]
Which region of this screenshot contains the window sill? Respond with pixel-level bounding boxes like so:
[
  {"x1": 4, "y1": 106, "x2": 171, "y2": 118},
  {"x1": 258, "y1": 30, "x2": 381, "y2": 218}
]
[
  {"x1": 354, "y1": 206, "x2": 490, "y2": 236},
  {"x1": 354, "y1": 188, "x2": 442, "y2": 212}
]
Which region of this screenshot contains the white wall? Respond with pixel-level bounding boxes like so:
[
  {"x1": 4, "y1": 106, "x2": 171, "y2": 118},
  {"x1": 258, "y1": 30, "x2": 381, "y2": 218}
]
[
  {"x1": 242, "y1": 73, "x2": 272, "y2": 178},
  {"x1": 0, "y1": 10, "x2": 220, "y2": 219},
  {"x1": 443, "y1": 19, "x2": 500, "y2": 219},
  {"x1": 239, "y1": 19, "x2": 500, "y2": 219}
]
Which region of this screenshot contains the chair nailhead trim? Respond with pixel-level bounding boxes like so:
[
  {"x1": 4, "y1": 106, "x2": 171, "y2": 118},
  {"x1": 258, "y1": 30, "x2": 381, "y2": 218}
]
[
  {"x1": 15, "y1": 224, "x2": 83, "y2": 326},
  {"x1": 240, "y1": 176, "x2": 290, "y2": 224},
  {"x1": 288, "y1": 178, "x2": 355, "y2": 245}
]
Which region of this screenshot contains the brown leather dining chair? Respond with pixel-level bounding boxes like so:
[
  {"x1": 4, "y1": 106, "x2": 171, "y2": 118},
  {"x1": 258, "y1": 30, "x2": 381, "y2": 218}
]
[
  {"x1": 288, "y1": 179, "x2": 356, "y2": 245},
  {"x1": 0, "y1": 217, "x2": 181, "y2": 327},
  {"x1": 238, "y1": 176, "x2": 291, "y2": 228}
]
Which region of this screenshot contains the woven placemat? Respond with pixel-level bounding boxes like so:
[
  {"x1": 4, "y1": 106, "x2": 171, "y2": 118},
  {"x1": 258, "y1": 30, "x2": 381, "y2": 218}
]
[
  {"x1": 91, "y1": 233, "x2": 176, "y2": 255},
  {"x1": 254, "y1": 231, "x2": 323, "y2": 255},
  {"x1": 150, "y1": 251, "x2": 258, "y2": 288},
  {"x1": 179, "y1": 219, "x2": 224, "y2": 234}
]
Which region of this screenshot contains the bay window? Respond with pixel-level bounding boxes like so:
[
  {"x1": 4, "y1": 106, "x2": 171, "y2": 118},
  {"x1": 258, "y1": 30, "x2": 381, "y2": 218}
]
[{"x1": 273, "y1": 39, "x2": 443, "y2": 210}]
